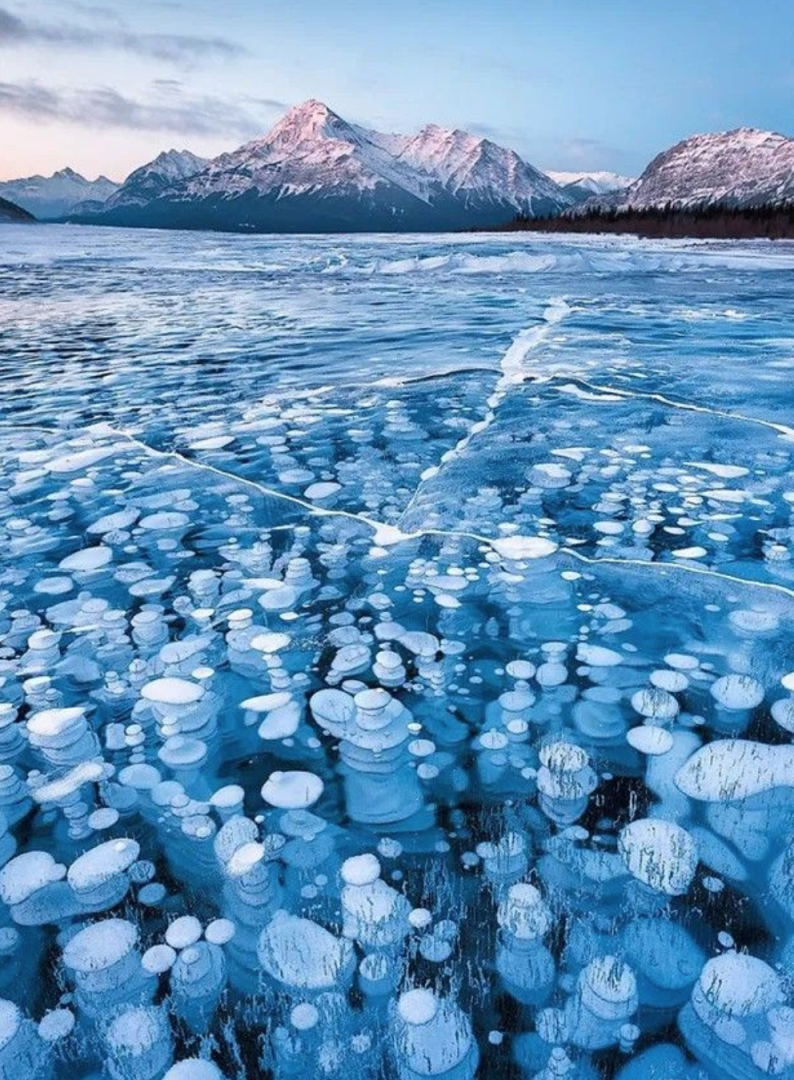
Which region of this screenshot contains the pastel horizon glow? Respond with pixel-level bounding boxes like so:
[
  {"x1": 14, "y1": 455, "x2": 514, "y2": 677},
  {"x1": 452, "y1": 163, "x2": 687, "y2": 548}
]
[{"x1": 2, "y1": 0, "x2": 793, "y2": 183}]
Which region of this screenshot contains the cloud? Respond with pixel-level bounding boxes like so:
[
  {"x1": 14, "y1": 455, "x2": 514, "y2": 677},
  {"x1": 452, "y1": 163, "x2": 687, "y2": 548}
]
[
  {"x1": 0, "y1": 5, "x2": 245, "y2": 64},
  {"x1": 0, "y1": 79, "x2": 285, "y2": 137}
]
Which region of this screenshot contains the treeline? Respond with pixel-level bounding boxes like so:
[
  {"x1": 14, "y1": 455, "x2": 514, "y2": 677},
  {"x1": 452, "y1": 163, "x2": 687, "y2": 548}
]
[{"x1": 492, "y1": 203, "x2": 794, "y2": 240}]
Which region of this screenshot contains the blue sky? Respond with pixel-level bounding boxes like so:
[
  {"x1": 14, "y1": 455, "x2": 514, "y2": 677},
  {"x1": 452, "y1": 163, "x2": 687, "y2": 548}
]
[{"x1": 1, "y1": 0, "x2": 792, "y2": 181}]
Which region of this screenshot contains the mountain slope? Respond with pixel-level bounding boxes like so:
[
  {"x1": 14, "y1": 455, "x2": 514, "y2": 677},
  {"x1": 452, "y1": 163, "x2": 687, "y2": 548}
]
[
  {"x1": 74, "y1": 100, "x2": 573, "y2": 233},
  {"x1": 101, "y1": 150, "x2": 209, "y2": 211},
  {"x1": 0, "y1": 168, "x2": 118, "y2": 219},
  {"x1": 397, "y1": 124, "x2": 569, "y2": 215},
  {"x1": 619, "y1": 128, "x2": 794, "y2": 210},
  {"x1": 0, "y1": 196, "x2": 35, "y2": 223}
]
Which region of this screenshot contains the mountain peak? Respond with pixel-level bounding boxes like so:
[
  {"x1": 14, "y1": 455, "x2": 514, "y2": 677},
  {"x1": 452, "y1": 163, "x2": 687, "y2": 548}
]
[
  {"x1": 153, "y1": 149, "x2": 199, "y2": 166},
  {"x1": 622, "y1": 125, "x2": 794, "y2": 210},
  {"x1": 270, "y1": 99, "x2": 344, "y2": 137}
]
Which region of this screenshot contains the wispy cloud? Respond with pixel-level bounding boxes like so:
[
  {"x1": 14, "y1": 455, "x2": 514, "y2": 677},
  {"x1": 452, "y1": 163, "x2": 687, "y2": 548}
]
[
  {"x1": 0, "y1": 5, "x2": 245, "y2": 64},
  {"x1": 0, "y1": 79, "x2": 284, "y2": 136}
]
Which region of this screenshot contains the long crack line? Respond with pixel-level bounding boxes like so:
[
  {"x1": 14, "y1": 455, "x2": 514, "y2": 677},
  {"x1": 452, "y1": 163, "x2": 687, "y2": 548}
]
[
  {"x1": 396, "y1": 299, "x2": 571, "y2": 527},
  {"x1": 552, "y1": 376, "x2": 794, "y2": 441},
  {"x1": 562, "y1": 547, "x2": 794, "y2": 603}
]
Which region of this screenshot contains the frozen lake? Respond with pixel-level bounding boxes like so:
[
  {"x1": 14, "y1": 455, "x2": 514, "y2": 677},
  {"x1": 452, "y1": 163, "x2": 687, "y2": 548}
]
[{"x1": 2, "y1": 225, "x2": 794, "y2": 1078}]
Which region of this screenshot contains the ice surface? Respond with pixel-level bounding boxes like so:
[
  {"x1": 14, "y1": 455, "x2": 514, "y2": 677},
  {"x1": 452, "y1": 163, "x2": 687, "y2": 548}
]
[{"x1": 2, "y1": 226, "x2": 794, "y2": 1077}]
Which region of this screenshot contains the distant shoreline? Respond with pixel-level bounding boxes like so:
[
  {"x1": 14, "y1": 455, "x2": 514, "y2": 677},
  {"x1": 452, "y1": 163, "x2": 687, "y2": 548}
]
[
  {"x1": 484, "y1": 204, "x2": 794, "y2": 240},
  {"x1": 9, "y1": 212, "x2": 794, "y2": 242}
]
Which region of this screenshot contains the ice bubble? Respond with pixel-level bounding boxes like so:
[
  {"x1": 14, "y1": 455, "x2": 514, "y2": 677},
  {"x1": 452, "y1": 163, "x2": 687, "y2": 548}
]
[
  {"x1": 105, "y1": 1005, "x2": 172, "y2": 1080},
  {"x1": 59, "y1": 546, "x2": 113, "y2": 572},
  {"x1": 138, "y1": 511, "x2": 190, "y2": 531},
  {"x1": 529, "y1": 462, "x2": 572, "y2": 489},
  {"x1": 579, "y1": 956, "x2": 638, "y2": 1019},
  {"x1": 88, "y1": 808, "x2": 120, "y2": 831},
  {"x1": 142, "y1": 944, "x2": 177, "y2": 974},
  {"x1": 710, "y1": 674, "x2": 764, "y2": 711},
  {"x1": 696, "y1": 953, "x2": 783, "y2": 1018},
  {"x1": 204, "y1": 919, "x2": 235, "y2": 946},
  {"x1": 249, "y1": 632, "x2": 291, "y2": 654},
  {"x1": 574, "y1": 639, "x2": 622, "y2": 665},
  {"x1": 491, "y1": 535, "x2": 558, "y2": 560},
  {"x1": 87, "y1": 507, "x2": 140, "y2": 535},
  {"x1": 33, "y1": 761, "x2": 109, "y2": 806},
  {"x1": 166, "y1": 916, "x2": 203, "y2": 950},
  {"x1": 341, "y1": 853, "x2": 381, "y2": 886},
  {"x1": 63, "y1": 917, "x2": 138, "y2": 973},
  {"x1": 33, "y1": 576, "x2": 74, "y2": 595},
  {"x1": 626, "y1": 726, "x2": 674, "y2": 755},
  {"x1": 497, "y1": 883, "x2": 551, "y2": 940},
  {"x1": 225, "y1": 842, "x2": 265, "y2": 878},
  {"x1": 398, "y1": 988, "x2": 438, "y2": 1025},
  {"x1": 27, "y1": 706, "x2": 86, "y2": 743},
  {"x1": 0, "y1": 851, "x2": 65, "y2": 906},
  {"x1": 631, "y1": 687, "x2": 680, "y2": 721},
  {"x1": 257, "y1": 912, "x2": 354, "y2": 991},
  {"x1": 618, "y1": 819, "x2": 698, "y2": 895},
  {"x1": 665, "y1": 653, "x2": 700, "y2": 671},
  {"x1": 771, "y1": 697, "x2": 794, "y2": 733},
  {"x1": 158, "y1": 736, "x2": 207, "y2": 770},
  {"x1": 649, "y1": 669, "x2": 689, "y2": 693},
  {"x1": 259, "y1": 585, "x2": 298, "y2": 613},
  {"x1": 46, "y1": 444, "x2": 123, "y2": 473},
  {"x1": 409, "y1": 908, "x2": 432, "y2": 930},
  {"x1": 676, "y1": 740, "x2": 794, "y2": 801},
  {"x1": 261, "y1": 771, "x2": 324, "y2": 809},
  {"x1": 163, "y1": 1061, "x2": 226, "y2": 1080},
  {"x1": 141, "y1": 678, "x2": 203, "y2": 707},
  {"x1": 38, "y1": 1008, "x2": 74, "y2": 1042},
  {"x1": 729, "y1": 609, "x2": 779, "y2": 635},
  {"x1": 672, "y1": 546, "x2": 707, "y2": 560},
  {"x1": 506, "y1": 660, "x2": 536, "y2": 680},
  {"x1": 304, "y1": 482, "x2": 341, "y2": 500},
  {"x1": 68, "y1": 838, "x2": 139, "y2": 894}
]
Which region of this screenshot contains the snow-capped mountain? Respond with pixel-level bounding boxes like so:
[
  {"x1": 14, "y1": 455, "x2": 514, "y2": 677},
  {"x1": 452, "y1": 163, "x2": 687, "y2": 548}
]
[
  {"x1": 74, "y1": 100, "x2": 573, "y2": 233},
  {"x1": 613, "y1": 128, "x2": 794, "y2": 211},
  {"x1": 180, "y1": 101, "x2": 434, "y2": 209},
  {"x1": 0, "y1": 167, "x2": 118, "y2": 219},
  {"x1": 397, "y1": 124, "x2": 568, "y2": 215},
  {"x1": 100, "y1": 149, "x2": 209, "y2": 211},
  {"x1": 545, "y1": 170, "x2": 635, "y2": 201},
  {"x1": 0, "y1": 195, "x2": 34, "y2": 223}
]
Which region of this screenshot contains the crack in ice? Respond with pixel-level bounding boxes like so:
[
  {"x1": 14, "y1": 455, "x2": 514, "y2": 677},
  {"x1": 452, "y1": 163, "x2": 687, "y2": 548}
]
[
  {"x1": 561, "y1": 547, "x2": 794, "y2": 604},
  {"x1": 396, "y1": 299, "x2": 571, "y2": 525},
  {"x1": 552, "y1": 376, "x2": 794, "y2": 441}
]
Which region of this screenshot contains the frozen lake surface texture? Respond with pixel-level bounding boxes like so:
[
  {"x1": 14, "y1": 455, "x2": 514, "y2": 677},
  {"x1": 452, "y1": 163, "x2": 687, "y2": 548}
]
[{"x1": 2, "y1": 226, "x2": 794, "y2": 1080}]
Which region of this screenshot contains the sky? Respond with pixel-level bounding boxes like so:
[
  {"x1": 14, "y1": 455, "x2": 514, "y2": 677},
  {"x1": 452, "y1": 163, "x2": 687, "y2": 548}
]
[{"x1": 1, "y1": 0, "x2": 793, "y2": 182}]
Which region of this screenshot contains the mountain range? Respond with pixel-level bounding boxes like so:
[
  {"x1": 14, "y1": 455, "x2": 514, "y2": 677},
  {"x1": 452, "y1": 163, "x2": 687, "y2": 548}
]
[
  {"x1": 1, "y1": 103, "x2": 792, "y2": 233},
  {"x1": 64, "y1": 100, "x2": 577, "y2": 232},
  {"x1": 0, "y1": 167, "x2": 118, "y2": 220},
  {"x1": 546, "y1": 170, "x2": 635, "y2": 202}
]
